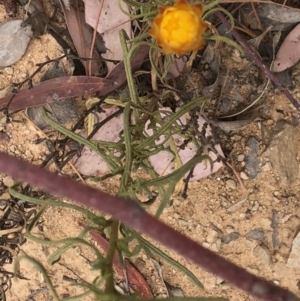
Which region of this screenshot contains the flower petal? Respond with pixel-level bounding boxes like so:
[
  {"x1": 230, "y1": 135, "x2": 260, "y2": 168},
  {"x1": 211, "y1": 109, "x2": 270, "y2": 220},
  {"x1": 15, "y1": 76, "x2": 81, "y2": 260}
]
[{"x1": 149, "y1": 0, "x2": 207, "y2": 55}]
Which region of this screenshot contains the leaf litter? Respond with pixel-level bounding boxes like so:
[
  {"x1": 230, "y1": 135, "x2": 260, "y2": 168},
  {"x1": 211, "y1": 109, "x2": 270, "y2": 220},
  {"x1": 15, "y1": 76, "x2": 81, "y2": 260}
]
[{"x1": 3, "y1": 0, "x2": 300, "y2": 300}]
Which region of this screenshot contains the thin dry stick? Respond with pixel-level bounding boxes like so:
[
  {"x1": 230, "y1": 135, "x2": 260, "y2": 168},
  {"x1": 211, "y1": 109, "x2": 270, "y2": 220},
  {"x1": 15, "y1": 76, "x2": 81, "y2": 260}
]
[
  {"x1": 75, "y1": 0, "x2": 87, "y2": 69},
  {"x1": 89, "y1": 0, "x2": 104, "y2": 75},
  {"x1": 0, "y1": 152, "x2": 298, "y2": 301},
  {"x1": 21, "y1": 112, "x2": 86, "y2": 184},
  {"x1": 224, "y1": 161, "x2": 245, "y2": 191},
  {"x1": 215, "y1": 11, "x2": 300, "y2": 111},
  {"x1": 250, "y1": 2, "x2": 262, "y2": 30}
]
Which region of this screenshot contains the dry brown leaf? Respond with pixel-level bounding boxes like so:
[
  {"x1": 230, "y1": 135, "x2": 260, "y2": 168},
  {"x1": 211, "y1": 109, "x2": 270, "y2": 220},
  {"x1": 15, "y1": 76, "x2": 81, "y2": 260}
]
[
  {"x1": 79, "y1": 222, "x2": 153, "y2": 298},
  {"x1": 60, "y1": 1, "x2": 99, "y2": 75}
]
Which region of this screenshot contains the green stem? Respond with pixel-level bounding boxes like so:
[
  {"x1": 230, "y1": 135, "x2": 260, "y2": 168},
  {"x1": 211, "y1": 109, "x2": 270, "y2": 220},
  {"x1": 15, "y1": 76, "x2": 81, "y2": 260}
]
[
  {"x1": 104, "y1": 220, "x2": 119, "y2": 294},
  {"x1": 120, "y1": 103, "x2": 133, "y2": 194}
]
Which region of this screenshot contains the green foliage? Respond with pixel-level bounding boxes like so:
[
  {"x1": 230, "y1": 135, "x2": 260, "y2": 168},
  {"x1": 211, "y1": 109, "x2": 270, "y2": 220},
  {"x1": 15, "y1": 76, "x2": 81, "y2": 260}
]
[{"x1": 10, "y1": 1, "x2": 237, "y2": 300}]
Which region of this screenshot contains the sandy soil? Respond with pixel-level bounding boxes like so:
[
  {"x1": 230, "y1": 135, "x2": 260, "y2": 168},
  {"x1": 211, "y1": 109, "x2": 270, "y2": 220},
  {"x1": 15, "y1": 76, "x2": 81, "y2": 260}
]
[{"x1": 0, "y1": 1, "x2": 300, "y2": 301}]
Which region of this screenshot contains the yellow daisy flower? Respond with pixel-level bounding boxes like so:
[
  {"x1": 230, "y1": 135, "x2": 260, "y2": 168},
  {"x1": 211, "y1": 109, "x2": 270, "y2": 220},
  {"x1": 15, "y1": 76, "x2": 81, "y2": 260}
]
[{"x1": 149, "y1": 0, "x2": 208, "y2": 55}]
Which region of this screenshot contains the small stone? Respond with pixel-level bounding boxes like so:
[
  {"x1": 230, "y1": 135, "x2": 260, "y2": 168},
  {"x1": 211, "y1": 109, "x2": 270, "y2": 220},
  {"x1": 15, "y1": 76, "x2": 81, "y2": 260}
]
[
  {"x1": 274, "y1": 191, "x2": 280, "y2": 197},
  {"x1": 226, "y1": 179, "x2": 237, "y2": 190},
  {"x1": 225, "y1": 226, "x2": 235, "y2": 233},
  {"x1": 74, "y1": 246, "x2": 81, "y2": 256},
  {"x1": 216, "y1": 277, "x2": 224, "y2": 285},
  {"x1": 261, "y1": 162, "x2": 272, "y2": 172},
  {"x1": 0, "y1": 131, "x2": 10, "y2": 144},
  {"x1": 202, "y1": 242, "x2": 210, "y2": 249},
  {"x1": 273, "y1": 280, "x2": 280, "y2": 285},
  {"x1": 4, "y1": 67, "x2": 13, "y2": 75},
  {"x1": 282, "y1": 214, "x2": 293, "y2": 223},
  {"x1": 206, "y1": 230, "x2": 219, "y2": 244},
  {"x1": 240, "y1": 172, "x2": 249, "y2": 180},
  {"x1": 220, "y1": 284, "x2": 230, "y2": 290},
  {"x1": 237, "y1": 154, "x2": 245, "y2": 162},
  {"x1": 174, "y1": 212, "x2": 180, "y2": 219},
  {"x1": 227, "y1": 198, "x2": 248, "y2": 212},
  {"x1": 246, "y1": 266, "x2": 259, "y2": 275},
  {"x1": 232, "y1": 48, "x2": 242, "y2": 62},
  {"x1": 245, "y1": 228, "x2": 265, "y2": 242},
  {"x1": 211, "y1": 239, "x2": 221, "y2": 252},
  {"x1": 9, "y1": 145, "x2": 15, "y2": 153},
  {"x1": 219, "y1": 195, "x2": 228, "y2": 206},
  {"x1": 178, "y1": 218, "x2": 188, "y2": 226},
  {"x1": 0, "y1": 192, "x2": 11, "y2": 200},
  {"x1": 204, "y1": 277, "x2": 216, "y2": 290},
  {"x1": 265, "y1": 120, "x2": 273, "y2": 126},
  {"x1": 248, "y1": 193, "x2": 256, "y2": 202},
  {"x1": 252, "y1": 201, "x2": 260, "y2": 211},
  {"x1": 253, "y1": 245, "x2": 272, "y2": 266},
  {"x1": 231, "y1": 135, "x2": 242, "y2": 141},
  {"x1": 273, "y1": 197, "x2": 280, "y2": 204},
  {"x1": 221, "y1": 232, "x2": 240, "y2": 244},
  {"x1": 25, "y1": 149, "x2": 32, "y2": 158},
  {"x1": 244, "y1": 137, "x2": 260, "y2": 179},
  {"x1": 3, "y1": 176, "x2": 14, "y2": 187},
  {"x1": 287, "y1": 232, "x2": 300, "y2": 268}
]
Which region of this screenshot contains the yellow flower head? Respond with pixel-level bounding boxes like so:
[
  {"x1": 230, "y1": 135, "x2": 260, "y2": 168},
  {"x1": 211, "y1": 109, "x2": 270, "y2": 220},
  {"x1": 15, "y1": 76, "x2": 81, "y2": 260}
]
[{"x1": 149, "y1": 0, "x2": 208, "y2": 55}]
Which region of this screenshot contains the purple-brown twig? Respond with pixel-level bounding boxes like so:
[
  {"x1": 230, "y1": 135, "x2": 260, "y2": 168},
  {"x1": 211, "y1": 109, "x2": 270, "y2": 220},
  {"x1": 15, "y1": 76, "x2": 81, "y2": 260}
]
[{"x1": 0, "y1": 152, "x2": 298, "y2": 301}]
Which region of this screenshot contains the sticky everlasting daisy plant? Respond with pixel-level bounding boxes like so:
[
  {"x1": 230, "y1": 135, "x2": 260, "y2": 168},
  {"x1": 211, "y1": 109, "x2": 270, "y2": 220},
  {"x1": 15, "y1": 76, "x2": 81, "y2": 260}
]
[{"x1": 149, "y1": 0, "x2": 208, "y2": 55}]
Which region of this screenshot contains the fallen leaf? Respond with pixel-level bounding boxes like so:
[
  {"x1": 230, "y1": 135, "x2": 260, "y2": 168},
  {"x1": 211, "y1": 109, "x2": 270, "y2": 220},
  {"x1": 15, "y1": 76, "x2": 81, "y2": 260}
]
[
  {"x1": 73, "y1": 107, "x2": 122, "y2": 176},
  {"x1": 0, "y1": 76, "x2": 114, "y2": 112},
  {"x1": 26, "y1": 62, "x2": 79, "y2": 129},
  {"x1": 145, "y1": 108, "x2": 224, "y2": 181},
  {"x1": 74, "y1": 106, "x2": 224, "y2": 180},
  {"x1": 241, "y1": 3, "x2": 300, "y2": 31},
  {"x1": 79, "y1": 222, "x2": 153, "y2": 298},
  {"x1": 272, "y1": 23, "x2": 300, "y2": 72},
  {"x1": 166, "y1": 57, "x2": 186, "y2": 78},
  {"x1": 60, "y1": 1, "x2": 99, "y2": 74},
  {"x1": 0, "y1": 45, "x2": 149, "y2": 113},
  {"x1": 84, "y1": 0, "x2": 132, "y2": 72}
]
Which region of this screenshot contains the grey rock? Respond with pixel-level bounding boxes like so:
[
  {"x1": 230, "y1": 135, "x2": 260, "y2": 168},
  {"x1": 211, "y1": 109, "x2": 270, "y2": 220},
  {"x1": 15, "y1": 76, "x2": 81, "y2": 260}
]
[
  {"x1": 245, "y1": 228, "x2": 265, "y2": 242},
  {"x1": 271, "y1": 209, "x2": 280, "y2": 249},
  {"x1": 253, "y1": 245, "x2": 272, "y2": 266},
  {"x1": 244, "y1": 137, "x2": 260, "y2": 178},
  {"x1": 26, "y1": 62, "x2": 79, "y2": 129},
  {"x1": 287, "y1": 231, "x2": 300, "y2": 269},
  {"x1": 221, "y1": 232, "x2": 240, "y2": 244},
  {"x1": 262, "y1": 122, "x2": 298, "y2": 185},
  {"x1": 0, "y1": 20, "x2": 33, "y2": 67}
]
